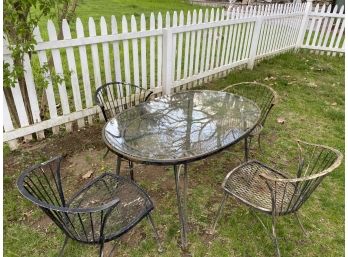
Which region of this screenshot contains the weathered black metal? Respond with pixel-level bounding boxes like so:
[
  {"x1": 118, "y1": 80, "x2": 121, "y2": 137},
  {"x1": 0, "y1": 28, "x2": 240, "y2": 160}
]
[
  {"x1": 101, "y1": 90, "x2": 261, "y2": 250},
  {"x1": 95, "y1": 81, "x2": 153, "y2": 122},
  {"x1": 211, "y1": 140, "x2": 343, "y2": 257},
  {"x1": 222, "y1": 82, "x2": 278, "y2": 153},
  {"x1": 17, "y1": 156, "x2": 162, "y2": 256},
  {"x1": 95, "y1": 81, "x2": 153, "y2": 179}
]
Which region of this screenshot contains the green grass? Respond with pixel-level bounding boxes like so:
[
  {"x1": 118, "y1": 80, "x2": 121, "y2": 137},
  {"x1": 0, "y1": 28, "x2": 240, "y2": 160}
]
[{"x1": 4, "y1": 51, "x2": 344, "y2": 257}]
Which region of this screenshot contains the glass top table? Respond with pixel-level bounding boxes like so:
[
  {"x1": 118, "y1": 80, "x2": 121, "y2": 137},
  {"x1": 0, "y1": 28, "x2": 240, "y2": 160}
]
[{"x1": 102, "y1": 90, "x2": 261, "y2": 250}]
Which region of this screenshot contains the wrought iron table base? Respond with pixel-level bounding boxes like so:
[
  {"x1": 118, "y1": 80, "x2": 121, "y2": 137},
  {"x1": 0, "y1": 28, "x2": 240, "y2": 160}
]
[
  {"x1": 173, "y1": 164, "x2": 189, "y2": 250},
  {"x1": 115, "y1": 155, "x2": 135, "y2": 181}
]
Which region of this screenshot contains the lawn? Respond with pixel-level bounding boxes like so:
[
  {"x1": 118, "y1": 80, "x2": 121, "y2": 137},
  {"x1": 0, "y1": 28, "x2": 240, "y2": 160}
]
[{"x1": 4, "y1": 50, "x2": 344, "y2": 257}]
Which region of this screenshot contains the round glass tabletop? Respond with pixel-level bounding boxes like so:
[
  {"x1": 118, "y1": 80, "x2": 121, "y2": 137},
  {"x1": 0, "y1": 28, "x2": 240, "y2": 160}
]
[{"x1": 103, "y1": 90, "x2": 261, "y2": 165}]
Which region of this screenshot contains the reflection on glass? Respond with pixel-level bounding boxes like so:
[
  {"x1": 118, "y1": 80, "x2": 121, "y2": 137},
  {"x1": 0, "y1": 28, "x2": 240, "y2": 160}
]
[{"x1": 104, "y1": 91, "x2": 260, "y2": 162}]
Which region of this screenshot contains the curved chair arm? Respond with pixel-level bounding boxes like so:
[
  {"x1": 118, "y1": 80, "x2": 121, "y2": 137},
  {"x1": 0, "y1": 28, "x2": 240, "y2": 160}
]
[
  {"x1": 18, "y1": 167, "x2": 120, "y2": 214},
  {"x1": 259, "y1": 140, "x2": 343, "y2": 183},
  {"x1": 222, "y1": 81, "x2": 279, "y2": 106},
  {"x1": 95, "y1": 81, "x2": 153, "y2": 108}
]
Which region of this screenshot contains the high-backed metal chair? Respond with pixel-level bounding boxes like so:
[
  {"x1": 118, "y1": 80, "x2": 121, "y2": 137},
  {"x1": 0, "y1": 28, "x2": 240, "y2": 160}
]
[
  {"x1": 222, "y1": 82, "x2": 278, "y2": 155},
  {"x1": 17, "y1": 156, "x2": 162, "y2": 257},
  {"x1": 211, "y1": 140, "x2": 342, "y2": 256},
  {"x1": 95, "y1": 82, "x2": 153, "y2": 180}
]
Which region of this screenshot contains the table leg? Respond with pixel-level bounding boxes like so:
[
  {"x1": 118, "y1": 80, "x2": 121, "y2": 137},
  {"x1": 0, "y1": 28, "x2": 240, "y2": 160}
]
[
  {"x1": 244, "y1": 137, "x2": 249, "y2": 162},
  {"x1": 173, "y1": 164, "x2": 189, "y2": 250},
  {"x1": 115, "y1": 155, "x2": 121, "y2": 175}
]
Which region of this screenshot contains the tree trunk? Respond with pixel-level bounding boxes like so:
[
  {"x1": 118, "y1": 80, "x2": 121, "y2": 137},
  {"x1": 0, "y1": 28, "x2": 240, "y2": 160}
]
[{"x1": 4, "y1": 87, "x2": 20, "y2": 128}]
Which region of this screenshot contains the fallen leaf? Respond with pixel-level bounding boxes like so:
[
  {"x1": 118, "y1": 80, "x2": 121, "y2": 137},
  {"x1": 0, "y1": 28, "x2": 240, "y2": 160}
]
[
  {"x1": 82, "y1": 170, "x2": 93, "y2": 179},
  {"x1": 308, "y1": 82, "x2": 318, "y2": 88},
  {"x1": 331, "y1": 102, "x2": 337, "y2": 106},
  {"x1": 277, "y1": 117, "x2": 285, "y2": 124}
]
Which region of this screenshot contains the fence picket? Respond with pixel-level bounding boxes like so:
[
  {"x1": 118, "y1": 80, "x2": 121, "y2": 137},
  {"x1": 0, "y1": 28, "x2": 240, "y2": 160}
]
[
  {"x1": 76, "y1": 18, "x2": 93, "y2": 125},
  {"x1": 210, "y1": 9, "x2": 219, "y2": 72},
  {"x1": 188, "y1": 10, "x2": 197, "y2": 83},
  {"x1": 305, "y1": 4, "x2": 319, "y2": 47},
  {"x1": 237, "y1": 6, "x2": 247, "y2": 60},
  {"x1": 332, "y1": 14, "x2": 345, "y2": 57},
  {"x1": 4, "y1": 55, "x2": 32, "y2": 141},
  {"x1": 47, "y1": 20, "x2": 72, "y2": 132},
  {"x1": 140, "y1": 14, "x2": 147, "y2": 89},
  {"x1": 122, "y1": 15, "x2": 131, "y2": 95},
  {"x1": 225, "y1": 8, "x2": 235, "y2": 64},
  {"x1": 183, "y1": 11, "x2": 192, "y2": 83},
  {"x1": 233, "y1": 8, "x2": 242, "y2": 61},
  {"x1": 193, "y1": 9, "x2": 203, "y2": 86},
  {"x1": 327, "y1": 6, "x2": 344, "y2": 56},
  {"x1": 176, "y1": 11, "x2": 184, "y2": 81},
  {"x1": 32, "y1": 27, "x2": 59, "y2": 134},
  {"x1": 316, "y1": 4, "x2": 330, "y2": 54},
  {"x1": 157, "y1": 12, "x2": 163, "y2": 88},
  {"x1": 199, "y1": 9, "x2": 209, "y2": 84},
  {"x1": 172, "y1": 11, "x2": 178, "y2": 80},
  {"x1": 149, "y1": 13, "x2": 156, "y2": 89},
  {"x1": 88, "y1": 17, "x2": 104, "y2": 120},
  {"x1": 215, "y1": 9, "x2": 225, "y2": 78},
  {"x1": 131, "y1": 15, "x2": 140, "y2": 88},
  {"x1": 311, "y1": 5, "x2": 326, "y2": 53},
  {"x1": 23, "y1": 54, "x2": 45, "y2": 139},
  {"x1": 204, "y1": 8, "x2": 214, "y2": 82},
  {"x1": 321, "y1": 5, "x2": 337, "y2": 55},
  {"x1": 100, "y1": 17, "x2": 113, "y2": 90},
  {"x1": 62, "y1": 19, "x2": 84, "y2": 128}
]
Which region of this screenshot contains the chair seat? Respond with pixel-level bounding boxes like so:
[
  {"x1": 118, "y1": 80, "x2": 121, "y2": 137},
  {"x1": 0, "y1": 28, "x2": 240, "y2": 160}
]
[
  {"x1": 249, "y1": 124, "x2": 263, "y2": 137},
  {"x1": 68, "y1": 173, "x2": 153, "y2": 242},
  {"x1": 223, "y1": 161, "x2": 295, "y2": 214}
]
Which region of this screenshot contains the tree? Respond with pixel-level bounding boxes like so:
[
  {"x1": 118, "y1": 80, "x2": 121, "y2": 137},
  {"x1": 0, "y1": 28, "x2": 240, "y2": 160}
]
[{"x1": 3, "y1": 0, "x2": 79, "y2": 128}]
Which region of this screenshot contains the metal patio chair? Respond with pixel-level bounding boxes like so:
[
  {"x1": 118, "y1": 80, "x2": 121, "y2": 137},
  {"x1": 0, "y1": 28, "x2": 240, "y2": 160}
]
[
  {"x1": 222, "y1": 82, "x2": 278, "y2": 155},
  {"x1": 211, "y1": 140, "x2": 342, "y2": 257},
  {"x1": 95, "y1": 81, "x2": 153, "y2": 180},
  {"x1": 17, "y1": 156, "x2": 162, "y2": 257}
]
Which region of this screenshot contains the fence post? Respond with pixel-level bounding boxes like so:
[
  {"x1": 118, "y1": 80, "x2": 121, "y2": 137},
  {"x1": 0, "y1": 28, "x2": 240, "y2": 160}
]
[
  {"x1": 296, "y1": 0, "x2": 313, "y2": 49},
  {"x1": 247, "y1": 17, "x2": 263, "y2": 70},
  {"x1": 162, "y1": 28, "x2": 173, "y2": 95}
]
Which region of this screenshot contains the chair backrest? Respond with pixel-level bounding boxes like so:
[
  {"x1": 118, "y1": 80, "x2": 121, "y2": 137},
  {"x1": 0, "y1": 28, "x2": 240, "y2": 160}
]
[
  {"x1": 17, "y1": 156, "x2": 118, "y2": 243},
  {"x1": 95, "y1": 81, "x2": 153, "y2": 122},
  {"x1": 223, "y1": 82, "x2": 278, "y2": 127},
  {"x1": 260, "y1": 140, "x2": 343, "y2": 214}
]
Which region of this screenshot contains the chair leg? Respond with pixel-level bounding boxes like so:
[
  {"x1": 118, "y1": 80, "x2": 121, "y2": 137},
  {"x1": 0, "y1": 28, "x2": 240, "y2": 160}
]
[
  {"x1": 99, "y1": 238, "x2": 105, "y2": 257},
  {"x1": 210, "y1": 192, "x2": 228, "y2": 234},
  {"x1": 147, "y1": 213, "x2": 163, "y2": 253},
  {"x1": 294, "y1": 212, "x2": 308, "y2": 237},
  {"x1": 103, "y1": 149, "x2": 110, "y2": 159},
  {"x1": 58, "y1": 235, "x2": 69, "y2": 257},
  {"x1": 257, "y1": 133, "x2": 262, "y2": 152},
  {"x1": 271, "y1": 214, "x2": 281, "y2": 257},
  {"x1": 244, "y1": 137, "x2": 249, "y2": 162},
  {"x1": 128, "y1": 161, "x2": 135, "y2": 181},
  {"x1": 115, "y1": 156, "x2": 121, "y2": 175}
]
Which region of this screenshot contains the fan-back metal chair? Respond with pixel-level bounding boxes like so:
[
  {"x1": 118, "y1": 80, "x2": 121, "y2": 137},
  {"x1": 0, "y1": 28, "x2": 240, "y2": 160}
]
[
  {"x1": 211, "y1": 140, "x2": 342, "y2": 257},
  {"x1": 222, "y1": 82, "x2": 278, "y2": 159},
  {"x1": 17, "y1": 156, "x2": 162, "y2": 257},
  {"x1": 95, "y1": 82, "x2": 153, "y2": 180}
]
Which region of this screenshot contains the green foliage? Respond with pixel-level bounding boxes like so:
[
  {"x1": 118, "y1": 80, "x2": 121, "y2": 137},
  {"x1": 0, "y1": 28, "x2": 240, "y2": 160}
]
[{"x1": 3, "y1": 0, "x2": 74, "y2": 88}]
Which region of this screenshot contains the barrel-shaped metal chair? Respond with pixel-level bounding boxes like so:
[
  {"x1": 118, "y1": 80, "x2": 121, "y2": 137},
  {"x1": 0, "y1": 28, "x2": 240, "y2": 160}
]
[
  {"x1": 95, "y1": 82, "x2": 153, "y2": 180},
  {"x1": 211, "y1": 140, "x2": 343, "y2": 256},
  {"x1": 17, "y1": 156, "x2": 162, "y2": 257},
  {"x1": 222, "y1": 82, "x2": 278, "y2": 155}
]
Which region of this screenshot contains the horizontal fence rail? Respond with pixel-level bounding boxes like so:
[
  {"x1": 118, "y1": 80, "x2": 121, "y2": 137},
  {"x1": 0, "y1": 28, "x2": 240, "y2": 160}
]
[{"x1": 3, "y1": 2, "x2": 345, "y2": 149}]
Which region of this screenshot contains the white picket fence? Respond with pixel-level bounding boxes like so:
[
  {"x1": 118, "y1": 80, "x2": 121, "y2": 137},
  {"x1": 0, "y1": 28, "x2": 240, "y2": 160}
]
[{"x1": 3, "y1": 2, "x2": 345, "y2": 149}]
